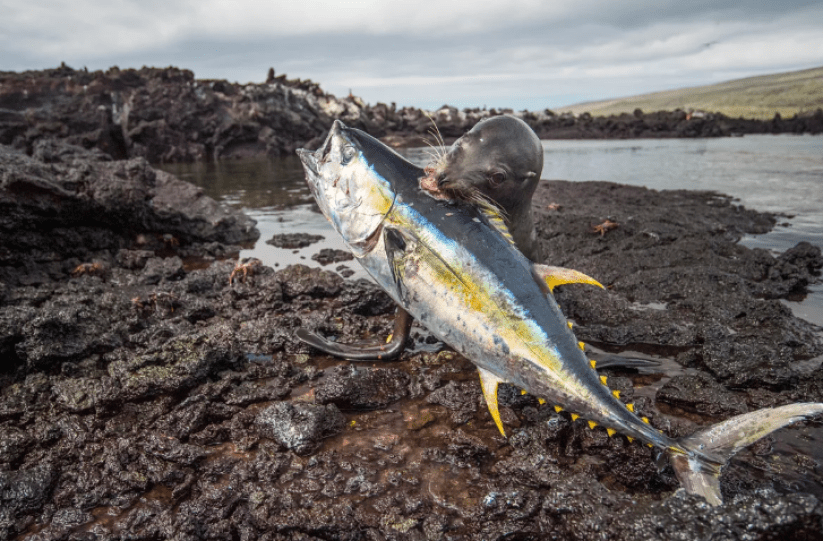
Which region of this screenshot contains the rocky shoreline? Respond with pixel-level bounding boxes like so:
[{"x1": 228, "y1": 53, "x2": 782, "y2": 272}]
[
  {"x1": 2, "y1": 65, "x2": 822, "y2": 164},
  {"x1": 2, "y1": 141, "x2": 823, "y2": 539}
]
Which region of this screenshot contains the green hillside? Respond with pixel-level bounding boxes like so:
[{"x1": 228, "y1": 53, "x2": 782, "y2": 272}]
[{"x1": 556, "y1": 66, "x2": 823, "y2": 119}]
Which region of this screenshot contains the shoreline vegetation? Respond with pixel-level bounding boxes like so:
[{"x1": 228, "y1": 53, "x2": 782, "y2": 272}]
[
  {"x1": 1, "y1": 64, "x2": 821, "y2": 164},
  {"x1": 557, "y1": 66, "x2": 823, "y2": 120}
]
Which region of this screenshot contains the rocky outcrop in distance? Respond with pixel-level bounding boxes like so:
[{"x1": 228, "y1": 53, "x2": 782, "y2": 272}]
[{"x1": 2, "y1": 64, "x2": 822, "y2": 164}]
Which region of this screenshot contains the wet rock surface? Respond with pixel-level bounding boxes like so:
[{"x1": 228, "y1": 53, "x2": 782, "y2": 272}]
[
  {"x1": 2, "y1": 65, "x2": 821, "y2": 165},
  {"x1": 266, "y1": 233, "x2": 325, "y2": 249},
  {"x1": 255, "y1": 402, "x2": 344, "y2": 455},
  {"x1": 310, "y1": 248, "x2": 354, "y2": 266},
  {"x1": 1, "y1": 143, "x2": 823, "y2": 539}
]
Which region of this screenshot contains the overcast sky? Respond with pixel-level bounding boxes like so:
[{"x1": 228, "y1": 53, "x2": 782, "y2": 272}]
[{"x1": 2, "y1": 1, "x2": 822, "y2": 110}]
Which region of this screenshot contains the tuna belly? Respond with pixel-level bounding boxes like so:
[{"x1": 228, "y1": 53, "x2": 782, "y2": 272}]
[{"x1": 392, "y1": 243, "x2": 540, "y2": 383}]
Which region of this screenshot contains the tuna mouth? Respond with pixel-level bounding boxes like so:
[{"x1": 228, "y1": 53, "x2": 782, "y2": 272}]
[
  {"x1": 297, "y1": 119, "x2": 347, "y2": 173},
  {"x1": 296, "y1": 148, "x2": 318, "y2": 174}
]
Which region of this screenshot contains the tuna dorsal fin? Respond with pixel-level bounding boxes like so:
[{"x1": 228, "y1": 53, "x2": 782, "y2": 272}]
[
  {"x1": 477, "y1": 367, "x2": 507, "y2": 437},
  {"x1": 532, "y1": 264, "x2": 605, "y2": 293}
]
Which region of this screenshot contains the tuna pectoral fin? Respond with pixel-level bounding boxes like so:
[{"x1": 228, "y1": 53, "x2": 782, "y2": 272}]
[
  {"x1": 532, "y1": 264, "x2": 604, "y2": 293},
  {"x1": 477, "y1": 367, "x2": 507, "y2": 437},
  {"x1": 670, "y1": 402, "x2": 823, "y2": 506}
]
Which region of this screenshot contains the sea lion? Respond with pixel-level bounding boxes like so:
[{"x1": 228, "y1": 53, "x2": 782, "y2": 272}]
[{"x1": 422, "y1": 114, "x2": 544, "y2": 261}]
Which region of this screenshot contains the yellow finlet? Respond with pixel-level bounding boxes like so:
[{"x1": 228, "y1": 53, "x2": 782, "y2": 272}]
[
  {"x1": 520, "y1": 389, "x2": 527, "y2": 395},
  {"x1": 538, "y1": 398, "x2": 546, "y2": 405},
  {"x1": 647, "y1": 443, "x2": 654, "y2": 448},
  {"x1": 571, "y1": 413, "x2": 580, "y2": 421},
  {"x1": 642, "y1": 417, "x2": 650, "y2": 424},
  {"x1": 478, "y1": 368, "x2": 507, "y2": 437},
  {"x1": 386, "y1": 334, "x2": 393, "y2": 344},
  {"x1": 578, "y1": 341, "x2": 586, "y2": 351},
  {"x1": 533, "y1": 264, "x2": 605, "y2": 293},
  {"x1": 553, "y1": 405, "x2": 563, "y2": 412},
  {"x1": 567, "y1": 321, "x2": 573, "y2": 329},
  {"x1": 588, "y1": 420, "x2": 598, "y2": 429},
  {"x1": 590, "y1": 359, "x2": 597, "y2": 369},
  {"x1": 626, "y1": 403, "x2": 635, "y2": 412},
  {"x1": 626, "y1": 436, "x2": 635, "y2": 443},
  {"x1": 606, "y1": 428, "x2": 616, "y2": 437},
  {"x1": 612, "y1": 390, "x2": 621, "y2": 399},
  {"x1": 600, "y1": 375, "x2": 608, "y2": 385}
]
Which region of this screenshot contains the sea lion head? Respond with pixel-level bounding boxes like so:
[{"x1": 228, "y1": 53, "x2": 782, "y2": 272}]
[{"x1": 429, "y1": 115, "x2": 543, "y2": 213}]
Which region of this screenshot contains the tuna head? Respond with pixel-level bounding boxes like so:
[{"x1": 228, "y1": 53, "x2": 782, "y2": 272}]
[{"x1": 297, "y1": 120, "x2": 396, "y2": 257}]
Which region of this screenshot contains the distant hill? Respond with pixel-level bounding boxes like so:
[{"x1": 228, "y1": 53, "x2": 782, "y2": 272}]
[{"x1": 556, "y1": 66, "x2": 823, "y2": 120}]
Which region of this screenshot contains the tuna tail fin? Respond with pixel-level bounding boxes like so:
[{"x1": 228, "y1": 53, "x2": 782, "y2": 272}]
[{"x1": 668, "y1": 403, "x2": 823, "y2": 506}]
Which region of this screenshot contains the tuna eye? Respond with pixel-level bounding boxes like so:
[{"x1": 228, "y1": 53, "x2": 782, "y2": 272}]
[
  {"x1": 341, "y1": 146, "x2": 356, "y2": 165},
  {"x1": 489, "y1": 171, "x2": 506, "y2": 187}
]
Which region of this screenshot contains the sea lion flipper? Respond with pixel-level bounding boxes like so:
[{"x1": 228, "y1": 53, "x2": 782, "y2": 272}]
[
  {"x1": 295, "y1": 306, "x2": 413, "y2": 361},
  {"x1": 532, "y1": 264, "x2": 604, "y2": 293}
]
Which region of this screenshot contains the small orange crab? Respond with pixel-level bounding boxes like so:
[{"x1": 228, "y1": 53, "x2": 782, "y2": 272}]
[
  {"x1": 71, "y1": 262, "x2": 107, "y2": 278},
  {"x1": 591, "y1": 219, "x2": 619, "y2": 236},
  {"x1": 547, "y1": 203, "x2": 561, "y2": 211},
  {"x1": 229, "y1": 258, "x2": 263, "y2": 285}
]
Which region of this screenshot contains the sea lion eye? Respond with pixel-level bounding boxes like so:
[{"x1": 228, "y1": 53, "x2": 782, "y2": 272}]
[
  {"x1": 341, "y1": 146, "x2": 356, "y2": 165},
  {"x1": 489, "y1": 171, "x2": 506, "y2": 187}
]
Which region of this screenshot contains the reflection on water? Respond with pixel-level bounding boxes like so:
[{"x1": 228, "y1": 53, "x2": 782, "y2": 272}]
[{"x1": 161, "y1": 155, "x2": 313, "y2": 209}]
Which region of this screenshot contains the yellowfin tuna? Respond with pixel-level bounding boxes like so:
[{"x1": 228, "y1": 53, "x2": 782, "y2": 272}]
[{"x1": 298, "y1": 120, "x2": 823, "y2": 505}]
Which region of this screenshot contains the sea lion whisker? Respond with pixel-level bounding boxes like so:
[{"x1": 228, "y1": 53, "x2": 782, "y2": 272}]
[
  {"x1": 423, "y1": 113, "x2": 447, "y2": 161},
  {"x1": 423, "y1": 131, "x2": 445, "y2": 163},
  {"x1": 421, "y1": 138, "x2": 443, "y2": 161},
  {"x1": 426, "y1": 115, "x2": 446, "y2": 148}
]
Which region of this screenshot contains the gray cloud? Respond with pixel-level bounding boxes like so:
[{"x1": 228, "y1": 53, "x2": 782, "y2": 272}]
[{"x1": 2, "y1": 0, "x2": 821, "y2": 110}]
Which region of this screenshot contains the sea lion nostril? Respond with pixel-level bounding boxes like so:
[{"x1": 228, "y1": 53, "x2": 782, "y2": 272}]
[{"x1": 436, "y1": 173, "x2": 448, "y2": 188}]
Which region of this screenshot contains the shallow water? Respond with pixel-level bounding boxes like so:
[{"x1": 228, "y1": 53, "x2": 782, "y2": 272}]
[
  {"x1": 537, "y1": 135, "x2": 823, "y2": 255},
  {"x1": 159, "y1": 134, "x2": 823, "y2": 327}
]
